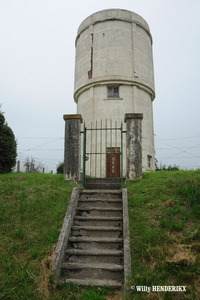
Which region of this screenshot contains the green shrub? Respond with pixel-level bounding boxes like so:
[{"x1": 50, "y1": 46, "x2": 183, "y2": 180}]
[
  {"x1": 0, "y1": 111, "x2": 17, "y2": 173},
  {"x1": 56, "y1": 162, "x2": 64, "y2": 174}
]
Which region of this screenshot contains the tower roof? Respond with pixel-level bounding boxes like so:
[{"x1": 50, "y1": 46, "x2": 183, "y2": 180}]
[{"x1": 76, "y1": 9, "x2": 152, "y2": 46}]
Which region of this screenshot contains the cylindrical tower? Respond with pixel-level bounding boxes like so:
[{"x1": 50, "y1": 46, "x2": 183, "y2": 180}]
[{"x1": 74, "y1": 9, "x2": 156, "y2": 172}]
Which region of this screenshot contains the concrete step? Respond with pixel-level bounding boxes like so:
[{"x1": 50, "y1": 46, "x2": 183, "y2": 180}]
[
  {"x1": 71, "y1": 225, "x2": 122, "y2": 238},
  {"x1": 78, "y1": 199, "x2": 122, "y2": 208},
  {"x1": 62, "y1": 278, "x2": 122, "y2": 288},
  {"x1": 79, "y1": 190, "x2": 122, "y2": 201},
  {"x1": 76, "y1": 207, "x2": 122, "y2": 217},
  {"x1": 58, "y1": 188, "x2": 125, "y2": 287},
  {"x1": 85, "y1": 183, "x2": 121, "y2": 189},
  {"x1": 84, "y1": 179, "x2": 121, "y2": 190},
  {"x1": 61, "y1": 262, "x2": 123, "y2": 281},
  {"x1": 68, "y1": 236, "x2": 123, "y2": 250},
  {"x1": 65, "y1": 248, "x2": 123, "y2": 264},
  {"x1": 74, "y1": 216, "x2": 122, "y2": 227}
]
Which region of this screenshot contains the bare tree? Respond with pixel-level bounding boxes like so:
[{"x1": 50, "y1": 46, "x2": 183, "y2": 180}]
[{"x1": 23, "y1": 156, "x2": 44, "y2": 173}]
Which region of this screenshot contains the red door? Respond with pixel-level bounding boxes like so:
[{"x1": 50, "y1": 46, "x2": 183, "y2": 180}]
[{"x1": 106, "y1": 153, "x2": 120, "y2": 178}]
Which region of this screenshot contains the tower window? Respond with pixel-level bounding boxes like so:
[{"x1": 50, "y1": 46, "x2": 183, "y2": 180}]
[
  {"x1": 107, "y1": 87, "x2": 119, "y2": 97},
  {"x1": 147, "y1": 155, "x2": 152, "y2": 168}
]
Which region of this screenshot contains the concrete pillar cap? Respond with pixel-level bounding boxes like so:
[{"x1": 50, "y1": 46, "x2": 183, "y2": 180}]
[
  {"x1": 124, "y1": 113, "x2": 143, "y2": 122},
  {"x1": 63, "y1": 114, "x2": 83, "y2": 122}
]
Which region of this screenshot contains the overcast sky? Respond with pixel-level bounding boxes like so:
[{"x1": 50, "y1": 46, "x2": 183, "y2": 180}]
[{"x1": 1, "y1": 0, "x2": 200, "y2": 172}]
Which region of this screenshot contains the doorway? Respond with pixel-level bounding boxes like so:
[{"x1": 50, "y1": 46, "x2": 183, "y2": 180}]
[{"x1": 106, "y1": 147, "x2": 120, "y2": 178}]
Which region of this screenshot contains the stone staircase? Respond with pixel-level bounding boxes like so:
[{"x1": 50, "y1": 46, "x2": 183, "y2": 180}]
[{"x1": 60, "y1": 189, "x2": 124, "y2": 287}]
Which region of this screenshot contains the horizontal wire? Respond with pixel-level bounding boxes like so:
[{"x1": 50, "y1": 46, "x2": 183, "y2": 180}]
[
  {"x1": 18, "y1": 149, "x2": 63, "y2": 151},
  {"x1": 155, "y1": 134, "x2": 200, "y2": 141},
  {"x1": 17, "y1": 137, "x2": 64, "y2": 139}
]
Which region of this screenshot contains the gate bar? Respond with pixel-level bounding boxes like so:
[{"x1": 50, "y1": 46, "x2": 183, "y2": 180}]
[
  {"x1": 121, "y1": 122, "x2": 123, "y2": 186},
  {"x1": 82, "y1": 122, "x2": 86, "y2": 187}
]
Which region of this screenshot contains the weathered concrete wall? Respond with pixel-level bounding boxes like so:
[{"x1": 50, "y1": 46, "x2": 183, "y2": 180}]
[
  {"x1": 63, "y1": 114, "x2": 82, "y2": 181},
  {"x1": 74, "y1": 9, "x2": 156, "y2": 172},
  {"x1": 74, "y1": 9, "x2": 154, "y2": 98},
  {"x1": 134, "y1": 88, "x2": 155, "y2": 171},
  {"x1": 125, "y1": 113, "x2": 143, "y2": 179}
]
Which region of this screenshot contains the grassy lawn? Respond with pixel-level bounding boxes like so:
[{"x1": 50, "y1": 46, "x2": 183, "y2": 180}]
[
  {"x1": 0, "y1": 171, "x2": 200, "y2": 299},
  {"x1": 0, "y1": 173, "x2": 76, "y2": 300},
  {"x1": 125, "y1": 170, "x2": 200, "y2": 300}
]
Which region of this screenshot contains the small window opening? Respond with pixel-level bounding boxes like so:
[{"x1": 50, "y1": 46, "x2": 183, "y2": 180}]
[
  {"x1": 147, "y1": 155, "x2": 152, "y2": 168},
  {"x1": 107, "y1": 87, "x2": 119, "y2": 98}
]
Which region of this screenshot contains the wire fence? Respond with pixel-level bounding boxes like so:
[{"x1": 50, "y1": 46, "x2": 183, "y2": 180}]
[
  {"x1": 15, "y1": 137, "x2": 64, "y2": 173},
  {"x1": 14, "y1": 133, "x2": 200, "y2": 173}
]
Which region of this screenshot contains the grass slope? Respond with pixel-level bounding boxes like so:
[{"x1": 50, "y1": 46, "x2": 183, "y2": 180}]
[
  {"x1": 0, "y1": 171, "x2": 200, "y2": 299},
  {"x1": 0, "y1": 173, "x2": 76, "y2": 300},
  {"x1": 126, "y1": 170, "x2": 200, "y2": 300}
]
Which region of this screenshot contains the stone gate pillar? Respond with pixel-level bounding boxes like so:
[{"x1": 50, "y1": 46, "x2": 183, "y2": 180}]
[
  {"x1": 63, "y1": 114, "x2": 83, "y2": 182},
  {"x1": 124, "y1": 113, "x2": 143, "y2": 180}
]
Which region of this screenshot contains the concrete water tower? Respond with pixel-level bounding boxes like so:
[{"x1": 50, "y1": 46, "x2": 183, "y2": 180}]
[{"x1": 73, "y1": 9, "x2": 155, "y2": 176}]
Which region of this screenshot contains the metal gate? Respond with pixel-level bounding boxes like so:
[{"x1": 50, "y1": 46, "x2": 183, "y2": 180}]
[{"x1": 82, "y1": 119, "x2": 124, "y2": 188}]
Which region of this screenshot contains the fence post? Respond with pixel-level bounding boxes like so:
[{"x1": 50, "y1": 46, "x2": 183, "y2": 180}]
[
  {"x1": 124, "y1": 113, "x2": 143, "y2": 180},
  {"x1": 63, "y1": 114, "x2": 83, "y2": 182},
  {"x1": 120, "y1": 122, "x2": 123, "y2": 186},
  {"x1": 82, "y1": 122, "x2": 86, "y2": 187},
  {"x1": 31, "y1": 163, "x2": 34, "y2": 172},
  {"x1": 17, "y1": 160, "x2": 20, "y2": 172}
]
